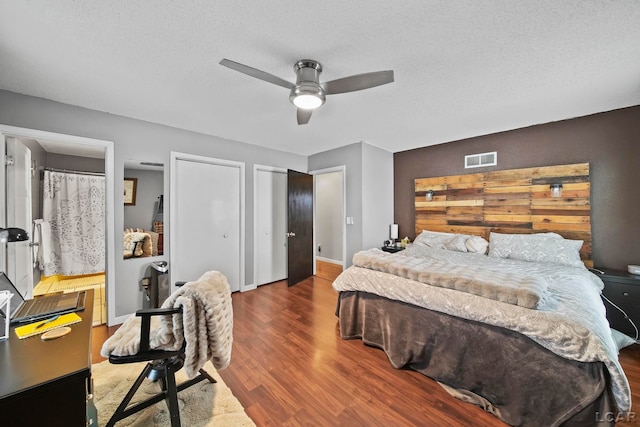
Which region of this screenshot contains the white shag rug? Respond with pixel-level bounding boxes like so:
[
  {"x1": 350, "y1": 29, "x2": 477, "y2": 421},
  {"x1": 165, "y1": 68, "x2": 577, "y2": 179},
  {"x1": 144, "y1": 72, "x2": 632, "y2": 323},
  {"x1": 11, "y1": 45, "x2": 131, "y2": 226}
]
[{"x1": 92, "y1": 360, "x2": 255, "y2": 427}]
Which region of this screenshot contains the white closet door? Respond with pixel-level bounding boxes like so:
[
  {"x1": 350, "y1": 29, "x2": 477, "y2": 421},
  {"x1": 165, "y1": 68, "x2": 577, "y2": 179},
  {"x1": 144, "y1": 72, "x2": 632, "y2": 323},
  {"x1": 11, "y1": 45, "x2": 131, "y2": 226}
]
[
  {"x1": 171, "y1": 154, "x2": 244, "y2": 293},
  {"x1": 5, "y1": 137, "x2": 33, "y2": 298},
  {"x1": 255, "y1": 167, "x2": 287, "y2": 286}
]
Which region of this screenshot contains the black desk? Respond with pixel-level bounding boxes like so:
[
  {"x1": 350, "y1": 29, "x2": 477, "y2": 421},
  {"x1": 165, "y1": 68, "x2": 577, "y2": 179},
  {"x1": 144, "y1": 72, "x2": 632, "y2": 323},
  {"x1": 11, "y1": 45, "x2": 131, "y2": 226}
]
[{"x1": 0, "y1": 289, "x2": 94, "y2": 427}]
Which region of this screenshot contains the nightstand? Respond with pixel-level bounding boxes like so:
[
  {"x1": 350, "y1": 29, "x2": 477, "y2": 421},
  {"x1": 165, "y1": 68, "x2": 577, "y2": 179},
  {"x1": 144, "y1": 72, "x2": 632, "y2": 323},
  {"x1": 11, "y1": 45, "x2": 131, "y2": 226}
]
[
  {"x1": 381, "y1": 246, "x2": 404, "y2": 253},
  {"x1": 598, "y1": 268, "x2": 640, "y2": 337}
]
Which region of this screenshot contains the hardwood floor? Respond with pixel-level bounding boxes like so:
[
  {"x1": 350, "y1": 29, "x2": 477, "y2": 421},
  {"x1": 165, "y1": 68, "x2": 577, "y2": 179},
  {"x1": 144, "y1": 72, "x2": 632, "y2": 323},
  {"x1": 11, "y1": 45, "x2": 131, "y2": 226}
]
[{"x1": 92, "y1": 276, "x2": 640, "y2": 426}]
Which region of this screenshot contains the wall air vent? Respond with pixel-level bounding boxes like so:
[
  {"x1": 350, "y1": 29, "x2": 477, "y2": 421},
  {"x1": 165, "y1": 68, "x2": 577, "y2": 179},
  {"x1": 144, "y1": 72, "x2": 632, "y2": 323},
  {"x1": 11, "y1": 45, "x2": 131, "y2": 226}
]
[{"x1": 464, "y1": 151, "x2": 497, "y2": 169}]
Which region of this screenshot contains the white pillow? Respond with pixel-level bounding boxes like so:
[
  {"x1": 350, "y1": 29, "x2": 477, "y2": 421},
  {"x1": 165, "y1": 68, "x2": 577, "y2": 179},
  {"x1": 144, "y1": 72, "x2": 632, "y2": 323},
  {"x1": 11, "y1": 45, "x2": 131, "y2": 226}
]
[
  {"x1": 488, "y1": 232, "x2": 584, "y2": 268},
  {"x1": 465, "y1": 236, "x2": 489, "y2": 254}
]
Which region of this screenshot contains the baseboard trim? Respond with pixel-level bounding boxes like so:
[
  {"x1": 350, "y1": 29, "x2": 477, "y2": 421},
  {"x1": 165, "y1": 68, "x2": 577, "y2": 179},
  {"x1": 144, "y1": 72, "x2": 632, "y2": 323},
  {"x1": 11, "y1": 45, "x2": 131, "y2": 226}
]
[{"x1": 316, "y1": 256, "x2": 343, "y2": 266}]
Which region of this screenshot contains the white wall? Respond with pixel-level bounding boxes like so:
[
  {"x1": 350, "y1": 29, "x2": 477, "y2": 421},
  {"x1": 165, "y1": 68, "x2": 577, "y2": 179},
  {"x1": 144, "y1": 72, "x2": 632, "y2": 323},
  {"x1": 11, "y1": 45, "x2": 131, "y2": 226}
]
[
  {"x1": 0, "y1": 89, "x2": 307, "y2": 322},
  {"x1": 362, "y1": 143, "x2": 394, "y2": 250},
  {"x1": 309, "y1": 141, "x2": 393, "y2": 267},
  {"x1": 309, "y1": 143, "x2": 362, "y2": 267},
  {"x1": 315, "y1": 171, "x2": 343, "y2": 262}
]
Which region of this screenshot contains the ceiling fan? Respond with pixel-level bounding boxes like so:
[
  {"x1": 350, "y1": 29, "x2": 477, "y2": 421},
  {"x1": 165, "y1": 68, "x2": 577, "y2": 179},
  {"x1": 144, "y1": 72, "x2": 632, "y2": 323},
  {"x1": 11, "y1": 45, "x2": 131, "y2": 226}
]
[{"x1": 219, "y1": 58, "x2": 394, "y2": 125}]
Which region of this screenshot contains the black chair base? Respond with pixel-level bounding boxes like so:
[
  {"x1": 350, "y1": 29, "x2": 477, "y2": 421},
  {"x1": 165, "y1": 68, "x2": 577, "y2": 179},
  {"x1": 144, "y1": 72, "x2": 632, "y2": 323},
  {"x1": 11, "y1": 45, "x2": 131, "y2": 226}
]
[{"x1": 106, "y1": 358, "x2": 216, "y2": 427}]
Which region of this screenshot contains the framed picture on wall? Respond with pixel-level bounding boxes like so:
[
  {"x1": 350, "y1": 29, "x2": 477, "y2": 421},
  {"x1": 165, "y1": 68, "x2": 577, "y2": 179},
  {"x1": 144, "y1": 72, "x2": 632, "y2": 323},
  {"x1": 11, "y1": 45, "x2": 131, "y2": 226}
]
[{"x1": 124, "y1": 178, "x2": 137, "y2": 206}]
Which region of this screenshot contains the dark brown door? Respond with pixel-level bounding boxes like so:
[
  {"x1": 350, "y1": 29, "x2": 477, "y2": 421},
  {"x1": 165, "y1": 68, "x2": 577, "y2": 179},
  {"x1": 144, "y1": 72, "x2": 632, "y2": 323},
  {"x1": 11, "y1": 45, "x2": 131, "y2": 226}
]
[{"x1": 287, "y1": 169, "x2": 313, "y2": 286}]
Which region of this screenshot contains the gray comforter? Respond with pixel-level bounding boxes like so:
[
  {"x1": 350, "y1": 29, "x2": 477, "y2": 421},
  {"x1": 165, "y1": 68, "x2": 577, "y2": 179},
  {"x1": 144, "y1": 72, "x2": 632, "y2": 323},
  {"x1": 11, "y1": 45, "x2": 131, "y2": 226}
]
[
  {"x1": 333, "y1": 245, "x2": 631, "y2": 413},
  {"x1": 338, "y1": 291, "x2": 613, "y2": 427}
]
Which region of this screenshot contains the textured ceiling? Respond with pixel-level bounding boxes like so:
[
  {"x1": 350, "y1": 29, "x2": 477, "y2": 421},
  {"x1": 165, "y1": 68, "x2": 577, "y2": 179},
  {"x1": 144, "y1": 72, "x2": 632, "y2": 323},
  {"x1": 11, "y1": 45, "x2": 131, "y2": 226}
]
[{"x1": 1, "y1": 1, "x2": 639, "y2": 156}]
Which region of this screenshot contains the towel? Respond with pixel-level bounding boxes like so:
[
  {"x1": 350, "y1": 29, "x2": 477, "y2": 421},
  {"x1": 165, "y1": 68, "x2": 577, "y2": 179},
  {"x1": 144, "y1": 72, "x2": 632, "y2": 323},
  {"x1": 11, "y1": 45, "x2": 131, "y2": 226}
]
[
  {"x1": 101, "y1": 270, "x2": 234, "y2": 378},
  {"x1": 32, "y1": 219, "x2": 52, "y2": 270}
]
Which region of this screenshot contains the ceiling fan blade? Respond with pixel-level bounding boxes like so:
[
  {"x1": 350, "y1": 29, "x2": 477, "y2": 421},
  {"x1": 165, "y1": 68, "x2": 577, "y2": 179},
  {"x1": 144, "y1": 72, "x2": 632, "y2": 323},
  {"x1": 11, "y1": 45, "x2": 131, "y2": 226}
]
[
  {"x1": 297, "y1": 108, "x2": 313, "y2": 125},
  {"x1": 219, "y1": 58, "x2": 295, "y2": 90},
  {"x1": 323, "y1": 70, "x2": 394, "y2": 95}
]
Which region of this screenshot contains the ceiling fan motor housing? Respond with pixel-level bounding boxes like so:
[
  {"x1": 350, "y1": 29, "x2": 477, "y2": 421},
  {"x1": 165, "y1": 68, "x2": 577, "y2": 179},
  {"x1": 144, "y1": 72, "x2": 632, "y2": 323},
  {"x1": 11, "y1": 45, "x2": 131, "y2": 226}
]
[{"x1": 289, "y1": 60, "x2": 326, "y2": 109}]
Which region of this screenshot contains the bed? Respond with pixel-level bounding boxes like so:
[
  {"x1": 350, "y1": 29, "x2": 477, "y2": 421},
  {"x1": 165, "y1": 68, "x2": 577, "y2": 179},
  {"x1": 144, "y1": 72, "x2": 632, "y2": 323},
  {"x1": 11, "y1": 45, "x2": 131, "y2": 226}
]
[
  {"x1": 332, "y1": 163, "x2": 632, "y2": 426},
  {"x1": 333, "y1": 235, "x2": 631, "y2": 426}
]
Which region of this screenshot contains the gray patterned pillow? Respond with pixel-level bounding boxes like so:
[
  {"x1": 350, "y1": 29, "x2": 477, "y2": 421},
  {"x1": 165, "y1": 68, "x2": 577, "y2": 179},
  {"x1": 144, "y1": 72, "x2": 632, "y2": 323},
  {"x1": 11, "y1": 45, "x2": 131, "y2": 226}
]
[
  {"x1": 413, "y1": 230, "x2": 460, "y2": 249},
  {"x1": 415, "y1": 230, "x2": 491, "y2": 254},
  {"x1": 489, "y1": 232, "x2": 584, "y2": 268},
  {"x1": 443, "y1": 235, "x2": 468, "y2": 252}
]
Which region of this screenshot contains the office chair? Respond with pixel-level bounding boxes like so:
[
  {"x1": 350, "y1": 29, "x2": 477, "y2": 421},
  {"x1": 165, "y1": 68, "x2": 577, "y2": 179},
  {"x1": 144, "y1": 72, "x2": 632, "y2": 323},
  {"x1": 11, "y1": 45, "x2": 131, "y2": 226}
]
[{"x1": 101, "y1": 271, "x2": 233, "y2": 427}]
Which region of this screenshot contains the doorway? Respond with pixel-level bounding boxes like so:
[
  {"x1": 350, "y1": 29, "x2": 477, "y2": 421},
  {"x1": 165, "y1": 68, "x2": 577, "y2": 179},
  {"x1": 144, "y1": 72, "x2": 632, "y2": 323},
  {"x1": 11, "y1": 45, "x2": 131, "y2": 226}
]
[
  {"x1": 0, "y1": 125, "x2": 115, "y2": 325},
  {"x1": 254, "y1": 165, "x2": 287, "y2": 287},
  {"x1": 312, "y1": 166, "x2": 346, "y2": 281}
]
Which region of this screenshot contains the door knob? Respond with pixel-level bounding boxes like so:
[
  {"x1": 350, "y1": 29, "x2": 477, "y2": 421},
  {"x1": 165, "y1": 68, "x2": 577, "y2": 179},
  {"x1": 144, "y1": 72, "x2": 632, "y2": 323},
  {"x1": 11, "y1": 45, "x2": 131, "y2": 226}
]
[{"x1": 286, "y1": 232, "x2": 296, "y2": 237}]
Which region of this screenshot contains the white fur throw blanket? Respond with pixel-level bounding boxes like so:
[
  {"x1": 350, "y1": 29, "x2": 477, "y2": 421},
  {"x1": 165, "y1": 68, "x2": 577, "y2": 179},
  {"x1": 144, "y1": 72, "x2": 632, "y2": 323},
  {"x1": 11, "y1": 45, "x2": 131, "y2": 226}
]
[
  {"x1": 101, "y1": 270, "x2": 233, "y2": 378},
  {"x1": 353, "y1": 247, "x2": 549, "y2": 309}
]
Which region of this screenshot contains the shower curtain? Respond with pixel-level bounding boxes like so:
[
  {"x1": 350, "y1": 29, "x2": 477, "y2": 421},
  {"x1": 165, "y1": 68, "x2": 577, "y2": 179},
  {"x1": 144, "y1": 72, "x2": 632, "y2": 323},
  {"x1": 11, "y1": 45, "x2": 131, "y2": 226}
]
[{"x1": 42, "y1": 170, "x2": 106, "y2": 276}]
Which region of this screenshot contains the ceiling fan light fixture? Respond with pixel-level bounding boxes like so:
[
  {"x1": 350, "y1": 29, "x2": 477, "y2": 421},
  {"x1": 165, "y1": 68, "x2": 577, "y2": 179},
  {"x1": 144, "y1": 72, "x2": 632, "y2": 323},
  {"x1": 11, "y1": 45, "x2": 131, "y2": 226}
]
[
  {"x1": 220, "y1": 57, "x2": 394, "y2": 124},
  {"x1": 292, "y1": 93, "x2": 323, "y2": 109},
  {"x1": 290, "y1": 84, "x2": 325, "y2": 110}
]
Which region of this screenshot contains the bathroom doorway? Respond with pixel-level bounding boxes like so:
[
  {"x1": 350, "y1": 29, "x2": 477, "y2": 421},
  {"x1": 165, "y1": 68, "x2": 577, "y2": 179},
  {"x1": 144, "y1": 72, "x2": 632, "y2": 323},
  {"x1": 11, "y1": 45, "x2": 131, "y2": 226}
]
[{"x1": 0, "y1": 125, "x2": 114, "y2": 325}]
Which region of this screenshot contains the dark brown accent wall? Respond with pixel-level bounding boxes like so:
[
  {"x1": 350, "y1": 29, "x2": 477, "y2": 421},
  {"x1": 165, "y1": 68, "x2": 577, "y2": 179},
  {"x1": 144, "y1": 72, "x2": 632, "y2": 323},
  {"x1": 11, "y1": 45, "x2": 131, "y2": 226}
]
[{"x1": 394, "y1": 106, "x2": 640, "y2": 271}]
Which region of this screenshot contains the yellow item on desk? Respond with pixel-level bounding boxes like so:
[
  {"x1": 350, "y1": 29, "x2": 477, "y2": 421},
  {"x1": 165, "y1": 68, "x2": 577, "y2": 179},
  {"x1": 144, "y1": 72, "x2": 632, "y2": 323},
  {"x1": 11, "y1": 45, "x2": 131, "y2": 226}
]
[{"x1": 14, "y1": 312, "x2": 82, "y2": 339}]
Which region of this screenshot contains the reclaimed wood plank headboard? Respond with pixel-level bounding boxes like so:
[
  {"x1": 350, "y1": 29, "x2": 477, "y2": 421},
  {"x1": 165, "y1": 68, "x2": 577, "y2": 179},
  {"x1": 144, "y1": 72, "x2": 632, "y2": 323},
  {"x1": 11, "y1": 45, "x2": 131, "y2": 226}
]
[{"x1": 414, "y1": 163, "x2": 592, "y2": 267}]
